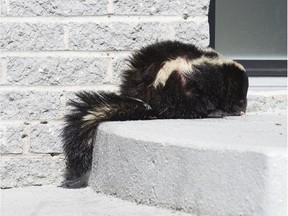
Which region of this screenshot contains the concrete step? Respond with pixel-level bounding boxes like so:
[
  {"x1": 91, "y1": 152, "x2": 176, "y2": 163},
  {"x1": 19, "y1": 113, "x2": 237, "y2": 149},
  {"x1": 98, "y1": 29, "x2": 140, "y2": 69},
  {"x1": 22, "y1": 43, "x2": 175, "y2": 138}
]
[
  {"x1": 1, "y1": 185, "x2": 189, "y2": 216},
  {"x1": 89, "y1": 112, "x2": 287, "y2": 216},
  {"x1": 247, "y1": 90, "x2": 287, "y2": 112}
]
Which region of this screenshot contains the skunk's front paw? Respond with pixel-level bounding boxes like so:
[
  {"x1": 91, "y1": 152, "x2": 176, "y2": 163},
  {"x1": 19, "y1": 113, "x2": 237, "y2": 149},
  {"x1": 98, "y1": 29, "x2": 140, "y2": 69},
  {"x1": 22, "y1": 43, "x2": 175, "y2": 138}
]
[{"x1": 207, "y1": 110, "x2": 227, "y2": 118}]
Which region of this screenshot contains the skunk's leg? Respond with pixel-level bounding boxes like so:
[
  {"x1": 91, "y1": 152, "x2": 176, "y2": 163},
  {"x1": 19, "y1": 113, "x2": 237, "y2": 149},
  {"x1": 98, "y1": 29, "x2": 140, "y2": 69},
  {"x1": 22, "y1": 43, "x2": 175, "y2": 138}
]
[
  {"x1": 207, "y1": 110, "x2": 228, "y2": 118},
  {"x1": 61, "y1": 91, "x2": 154, "y2": 188},
  {"x1": 207, "y1": 110, "x2": 245, "y2": 118}
]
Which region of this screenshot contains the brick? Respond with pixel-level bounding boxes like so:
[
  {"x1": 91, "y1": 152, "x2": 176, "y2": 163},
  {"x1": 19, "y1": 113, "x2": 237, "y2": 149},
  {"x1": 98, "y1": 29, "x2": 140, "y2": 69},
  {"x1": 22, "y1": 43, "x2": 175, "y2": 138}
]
[
  {"x1": 112, "y1": 55, "x2": 130, "y2": 85},
  {"x1": 0, "y1": 0, "x2": 8, "y2": 16},
  {"x1": 6, "y1": 57, "x2": 109, "y2": 85},
  {"x1": 0, "y1": 124, "x2": 24, "y2": 154},
  {"x1": 68, "y1": 22, "x2": 174, "y2": 51},
  {"x1": 174, "y1": 19, "x2": 210, "y2": 47},
  {"x1": 7, "y1": 0, "x2": 108, "y2": 16},
  {"x1": 0, "y1": 23, "x2": 65, "y2": 51},
  {"x1": 30, "y1": 122, "x2": 63, "y2": 154},
  {"x1": 0, "y1": 155, "x2": 65, "y2": 188},
  {"x1": 0, "y1": 91, "x2": 63, "y2": 120},
  {"x1": 113, "y1": 0, "x2": 210, "y2": 16}
]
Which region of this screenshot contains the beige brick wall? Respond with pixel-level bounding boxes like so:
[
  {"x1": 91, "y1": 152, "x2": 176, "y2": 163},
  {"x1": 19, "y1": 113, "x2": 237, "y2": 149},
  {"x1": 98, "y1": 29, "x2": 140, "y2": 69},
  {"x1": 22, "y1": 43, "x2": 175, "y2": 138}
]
[{"x1": 0, "y1": 0, "x2": 210, "y2": 188}]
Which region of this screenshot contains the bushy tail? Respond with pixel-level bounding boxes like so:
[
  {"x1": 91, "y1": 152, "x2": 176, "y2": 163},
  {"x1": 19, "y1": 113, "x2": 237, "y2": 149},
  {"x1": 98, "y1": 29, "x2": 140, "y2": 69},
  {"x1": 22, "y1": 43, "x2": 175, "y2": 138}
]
[{"x1": 61, "y1": 91, "x2": 153, "y2": 188}]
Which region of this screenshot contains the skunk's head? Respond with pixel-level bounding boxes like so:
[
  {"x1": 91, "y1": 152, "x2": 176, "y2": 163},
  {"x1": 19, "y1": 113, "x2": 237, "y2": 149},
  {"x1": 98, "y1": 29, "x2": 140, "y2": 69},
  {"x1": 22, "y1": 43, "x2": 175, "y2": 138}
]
[
  {"x1": 178, "y1": 58, "x2": 249, "y2": 116},
  {"x1": 152, "y1": 55, "x2": 248, "y2": 118},
  {"x1": 222, "y1": 61, "x2": 249, "y2": 115}
]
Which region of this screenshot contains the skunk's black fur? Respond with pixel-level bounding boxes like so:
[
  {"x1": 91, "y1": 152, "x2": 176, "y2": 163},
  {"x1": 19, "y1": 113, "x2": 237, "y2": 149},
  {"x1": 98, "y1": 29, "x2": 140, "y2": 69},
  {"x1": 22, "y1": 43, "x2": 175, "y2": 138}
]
[{"x1": 62, "y1": 41, "x2": 249, "y2": 188}]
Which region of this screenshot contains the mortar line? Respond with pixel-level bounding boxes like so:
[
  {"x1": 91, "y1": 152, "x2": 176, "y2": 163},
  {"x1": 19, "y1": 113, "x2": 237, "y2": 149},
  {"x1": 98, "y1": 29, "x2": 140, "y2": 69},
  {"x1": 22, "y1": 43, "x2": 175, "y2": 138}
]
[
  {"x1": 5, "y1": 0, "x2": 10, "y2": 14},
  {"x1": 0, "y1": 120, "x2": 64, "y2": 125},
  {"x1": 60, "y1": 91, "x2": 67, "y2": 117},
  {"x1": 0, "y1": 84, "x2": 119, "y2": 91},
  {"x1": 107, "y1": 0, "x2": 114, "y2": 14},
  {"x1": 0, "y1": 51, "x2": 132, "y2": 58},
  {"x1": 168, "y1": 23, "x2": 176, "y2": 41},
  {"x1": 0, "y1": 15, "x2": 198, "y2": 23},
  {"x1": 105, "y1": 58, "x2": 114, "y2": 84},
  {"x1": 63, "y1": 24, "x2": 70, "y2": 50},
  {"x1": 22, "y1": 123, "x2": 30, "y2": 155},
  {"x1": 1, "y1": 153, "x2": 64, "y2": 158}
]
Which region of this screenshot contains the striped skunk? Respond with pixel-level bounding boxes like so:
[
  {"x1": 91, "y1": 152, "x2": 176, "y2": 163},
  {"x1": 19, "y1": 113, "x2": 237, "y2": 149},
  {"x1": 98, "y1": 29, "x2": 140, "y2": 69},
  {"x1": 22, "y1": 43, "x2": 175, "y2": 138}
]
[{"x1": 62, "y1": 40, "x2": 249, "y2": 188}]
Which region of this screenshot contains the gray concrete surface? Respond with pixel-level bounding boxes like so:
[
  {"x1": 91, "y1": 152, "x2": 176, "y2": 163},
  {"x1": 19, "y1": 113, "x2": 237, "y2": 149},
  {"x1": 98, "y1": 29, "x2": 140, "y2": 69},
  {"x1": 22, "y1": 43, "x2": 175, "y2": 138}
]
[
  {"x1": 90, "y1": 112, "x2": 287, "y2": 216},
  {"x1": 0, "y1": 185, "x2": 190, "y2": 216},
  {"x1": 247, "y1": 90, "x2": 287, "y2": 112},
  {"x1": 0, "y1": 87, "x2": 286, "y2": 189}
]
